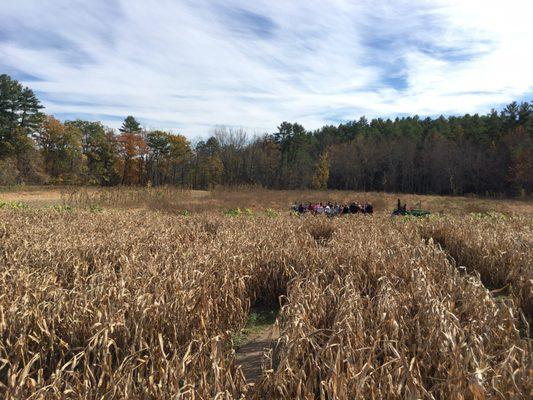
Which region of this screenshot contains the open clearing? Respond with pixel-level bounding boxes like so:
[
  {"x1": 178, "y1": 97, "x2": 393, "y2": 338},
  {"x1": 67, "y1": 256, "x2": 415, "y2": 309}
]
[
  {"x1": 0, "y1": 188, "x2": 531, "y2": 399},
  {"x1": 1, "y1": 185, "x2": 532, "y2": 215}
]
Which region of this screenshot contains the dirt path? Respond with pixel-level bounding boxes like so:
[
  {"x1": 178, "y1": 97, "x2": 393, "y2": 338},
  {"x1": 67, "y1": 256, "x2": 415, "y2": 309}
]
[{"x1": 235, "y1": 324, "x2": 277, "y2": 384}]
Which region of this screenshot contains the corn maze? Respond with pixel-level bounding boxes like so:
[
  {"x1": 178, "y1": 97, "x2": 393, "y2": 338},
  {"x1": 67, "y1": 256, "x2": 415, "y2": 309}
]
[{"x1": 0, "y1": 208, "x2": 531, "y2": 399}]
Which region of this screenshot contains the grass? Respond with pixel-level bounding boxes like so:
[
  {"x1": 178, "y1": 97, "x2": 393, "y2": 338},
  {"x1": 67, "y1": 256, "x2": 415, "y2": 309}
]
[
  {"x1": 231, "y1": 307, "x2": 279, "y2": 348},
  {"x1": 2, "y1": 185, "x2": 532, "y2": 215},
  {"x1": 0, "y1": 200, "x2": 29, "y2": 210}
]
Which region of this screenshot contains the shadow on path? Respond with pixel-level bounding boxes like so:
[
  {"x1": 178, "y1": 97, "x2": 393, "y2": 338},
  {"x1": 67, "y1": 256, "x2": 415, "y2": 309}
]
[{"x1": 235, "y1": 325, "x2": 276, "y2": 384}]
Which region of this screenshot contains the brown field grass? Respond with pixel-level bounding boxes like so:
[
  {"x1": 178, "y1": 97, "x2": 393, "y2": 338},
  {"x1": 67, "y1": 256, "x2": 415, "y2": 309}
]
[
  {"x1": 0, "y1": 207, "x2": 531, "y2": 399},
  {"x1": 419, "y1": 215, "x2": 533, "y2": 326},
  {"x1": 2, "y1": 185, "x2": 532, "y2": 215},
  {"x1": 0, "y1": 188, "x2": 63, "y2": 207}
]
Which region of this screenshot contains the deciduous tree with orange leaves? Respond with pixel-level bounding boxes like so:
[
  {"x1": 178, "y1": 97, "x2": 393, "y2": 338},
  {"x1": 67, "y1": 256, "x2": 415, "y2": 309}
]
[
  {"x1": 36, "y1": 116, "x2": 84, "y2": 182},
  {"x1": 117, "y1": 116, "x2": 148, "y2": 185}
]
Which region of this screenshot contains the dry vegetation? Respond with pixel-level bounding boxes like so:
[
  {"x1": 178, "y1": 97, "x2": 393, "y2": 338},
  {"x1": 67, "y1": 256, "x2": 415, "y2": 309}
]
[
  {"x1": 2, "y1": 185, "x2": 533, "y2": 215},
  {"x1": 0, "y1": 203, "x2": 531, "y2": 399},
  {"x1": 419, "y1": 214, "x2": 533, "y2": 327},
  {"x1": 63, "y1": 186, "x2": 533, "y2": 215}
]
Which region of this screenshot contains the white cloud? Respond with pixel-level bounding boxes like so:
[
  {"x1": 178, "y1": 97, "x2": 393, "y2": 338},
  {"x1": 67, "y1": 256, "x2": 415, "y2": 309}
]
[{"x1": 0, "y1": 0, "x2": 531, "y2": 136}]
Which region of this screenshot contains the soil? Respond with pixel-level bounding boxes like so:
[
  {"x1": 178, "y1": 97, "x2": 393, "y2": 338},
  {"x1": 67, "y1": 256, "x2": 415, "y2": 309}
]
[{"x1": 235, "y1": 324, "x2": 277, "y2": 384}]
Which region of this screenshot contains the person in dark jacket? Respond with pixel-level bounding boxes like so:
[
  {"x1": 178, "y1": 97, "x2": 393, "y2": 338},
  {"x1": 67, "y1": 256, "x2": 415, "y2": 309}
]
[
  {"x1": 393, "y1": 198, "x2": 407, "y2": 215},
  {"x1": 396, "y1": 198, "x2": 407, "y2": 211},
  {"x1": 349, "y1": 202, "x2": 358, "y2": 214}
]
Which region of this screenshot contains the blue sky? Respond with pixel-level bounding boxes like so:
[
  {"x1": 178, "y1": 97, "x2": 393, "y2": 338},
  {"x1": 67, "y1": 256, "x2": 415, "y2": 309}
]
[{"x1": 1, "y1": 0, "x2": 532, "y2": 137}]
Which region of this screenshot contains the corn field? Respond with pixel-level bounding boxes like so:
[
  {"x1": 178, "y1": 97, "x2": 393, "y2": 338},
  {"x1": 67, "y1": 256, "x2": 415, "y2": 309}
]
[
  {"x1": 0, "y1": 208, "x2": 531, "y2": 399},
  {"x1": 419, "y1": 214, "x2": 533, "y2": 327}
]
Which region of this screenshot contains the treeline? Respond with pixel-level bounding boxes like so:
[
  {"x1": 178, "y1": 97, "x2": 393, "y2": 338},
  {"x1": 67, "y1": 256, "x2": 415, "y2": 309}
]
[{"x1": 1, "y1": 73, "x2": 532, "y2": 195}]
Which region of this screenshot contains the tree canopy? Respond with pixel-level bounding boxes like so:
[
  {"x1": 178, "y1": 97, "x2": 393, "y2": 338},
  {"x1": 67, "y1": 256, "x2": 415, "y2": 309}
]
[{"x1": 0, "y1": 74, "x2": 531, "y2": 195}]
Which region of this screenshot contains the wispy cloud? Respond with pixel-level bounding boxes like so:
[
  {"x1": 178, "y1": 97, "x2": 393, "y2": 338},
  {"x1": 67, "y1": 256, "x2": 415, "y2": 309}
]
[{"x1": 1, "y1": 0, "x2": 532, "y2": 136}]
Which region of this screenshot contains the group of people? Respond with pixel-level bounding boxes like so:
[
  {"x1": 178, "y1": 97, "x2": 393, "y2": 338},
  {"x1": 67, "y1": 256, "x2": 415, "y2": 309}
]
[
  {"x1": 290, "y1": 198, "x2": 429, "y2": 217},
  {"x1": 292, "y1": 201, "x2": 373, "y2": 216}
]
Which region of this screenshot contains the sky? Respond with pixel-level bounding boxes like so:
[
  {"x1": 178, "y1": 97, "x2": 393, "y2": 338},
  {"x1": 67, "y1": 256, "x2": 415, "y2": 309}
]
[{"x1": 1, "y1": 0, "x2": 532, "y2": 137}]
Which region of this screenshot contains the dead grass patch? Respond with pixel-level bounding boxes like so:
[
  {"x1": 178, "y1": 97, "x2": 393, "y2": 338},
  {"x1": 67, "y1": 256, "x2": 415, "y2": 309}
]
[{"x1": 0, "y1": 208, "x2": 530, "y2": 399}]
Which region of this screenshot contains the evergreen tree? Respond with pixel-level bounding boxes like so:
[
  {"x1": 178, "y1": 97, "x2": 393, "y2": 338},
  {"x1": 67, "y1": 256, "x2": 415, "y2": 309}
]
[
  {"x1": 0, "y1": 74, "x2": 43, "y2": 157},
  {"x1": 120, "y1": 116, "x2": 141, "y2": 133}
]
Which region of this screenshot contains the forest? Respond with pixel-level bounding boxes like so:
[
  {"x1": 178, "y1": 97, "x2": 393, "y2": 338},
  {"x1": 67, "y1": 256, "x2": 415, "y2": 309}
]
[{"x1": 1, "y1": 73, "x2": 531, "y2": 195}]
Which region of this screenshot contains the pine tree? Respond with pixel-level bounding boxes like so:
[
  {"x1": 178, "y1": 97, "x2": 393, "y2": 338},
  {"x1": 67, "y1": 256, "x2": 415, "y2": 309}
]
[
  {"x1": 19, "y1": 87, "x2": 44, "y2": 130},
  {"x1": 0, "y1": 74, "x2": 43, "y2": 157},
  {"x1": 120, "y1": 116, "x2": 141, "y2": 133}
]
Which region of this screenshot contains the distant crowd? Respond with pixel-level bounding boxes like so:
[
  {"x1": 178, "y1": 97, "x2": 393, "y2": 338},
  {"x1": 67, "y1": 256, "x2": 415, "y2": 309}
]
[{"x1": 292, "y1": 201, "x2": 373, "y2": 216}]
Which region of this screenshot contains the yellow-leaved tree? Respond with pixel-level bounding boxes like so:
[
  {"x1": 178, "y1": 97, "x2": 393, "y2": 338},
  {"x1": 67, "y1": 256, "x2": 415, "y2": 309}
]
[{"x1": 311, "y1": 151, "x2": 329, "y2": 190}]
